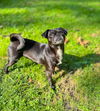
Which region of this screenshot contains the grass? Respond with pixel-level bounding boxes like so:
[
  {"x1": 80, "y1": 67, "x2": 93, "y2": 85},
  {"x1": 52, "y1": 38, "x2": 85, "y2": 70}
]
[{"x1": 0, "y1": 0, "x2": 100, "y2": 111}]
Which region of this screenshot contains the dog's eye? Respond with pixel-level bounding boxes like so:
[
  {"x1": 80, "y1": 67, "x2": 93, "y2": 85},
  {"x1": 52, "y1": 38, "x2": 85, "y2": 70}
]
[{"x1": 58, "y1": 32, "x2": 65, "y2": 36}]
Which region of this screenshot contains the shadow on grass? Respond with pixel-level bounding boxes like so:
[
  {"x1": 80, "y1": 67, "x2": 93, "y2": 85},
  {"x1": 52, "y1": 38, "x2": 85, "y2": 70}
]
[
  {"x1": 3, "y1": 53, "x2": 100, "y2": 73},
  {"x1": 0, "y1": 53, "x2": 100, "y2": 89},
  {"x1": 55, "y1": 53, "x2": 100, "y2": 81}
]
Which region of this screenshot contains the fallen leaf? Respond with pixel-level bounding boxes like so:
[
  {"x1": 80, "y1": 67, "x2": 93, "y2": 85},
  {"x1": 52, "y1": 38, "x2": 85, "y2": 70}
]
[
  {"x1": 0, "y1": 56, "x2": 8, "y2": 59},
  {"x1": 28, "y1": 78, "x2": 33, "y2": 83},
  {"x1": 64, "y1": 38, "x2": 69, "y2": 44},
  {"x1": 91, "y1": 33, "x2": 100, "y2": 37},
  {"x1": 77, "y1": 37, "x2": 90, "y2": 47}
]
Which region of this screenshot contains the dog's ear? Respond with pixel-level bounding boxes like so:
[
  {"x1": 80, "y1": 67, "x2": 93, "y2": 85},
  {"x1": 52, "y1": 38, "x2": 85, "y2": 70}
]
[
  {"x1": 57, "y1": 27, "x2": 68, "y2": 35},
  {"x1": 41, "y1": 29, "x2": 50, "y2": 38}
]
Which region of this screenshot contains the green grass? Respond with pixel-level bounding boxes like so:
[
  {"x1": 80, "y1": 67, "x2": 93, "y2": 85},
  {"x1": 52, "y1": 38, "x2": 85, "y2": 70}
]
[{"x1": 0, "y1": 0, "x2": 100, "y2": 111}]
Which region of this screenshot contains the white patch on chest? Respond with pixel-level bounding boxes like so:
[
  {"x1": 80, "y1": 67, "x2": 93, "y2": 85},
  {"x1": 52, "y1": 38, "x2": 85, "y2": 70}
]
[{"x1": 56, "y1": 46, "x2": 63, "y2": 65}]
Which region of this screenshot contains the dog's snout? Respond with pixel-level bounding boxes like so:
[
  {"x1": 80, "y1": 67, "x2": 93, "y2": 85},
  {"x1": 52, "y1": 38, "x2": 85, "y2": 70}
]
[
  {"x1": 57, "y1": 36, "x2": 64, "y2": 42},
  {"x1": 53, "y1": 36, "x2": 64, "y2": 45},
  {"x1": 58, "y1": 37, "x2": 63, "y2": 41}
]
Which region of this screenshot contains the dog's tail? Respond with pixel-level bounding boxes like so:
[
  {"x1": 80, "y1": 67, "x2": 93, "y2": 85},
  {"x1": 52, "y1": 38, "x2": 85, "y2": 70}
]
[{"x1": 9, "y1": 33, "x2": 25, "y2": 50}]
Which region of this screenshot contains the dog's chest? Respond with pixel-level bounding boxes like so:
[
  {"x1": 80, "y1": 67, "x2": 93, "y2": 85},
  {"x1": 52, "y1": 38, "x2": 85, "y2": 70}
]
[{"x1": 56, "y1": 46, "x2": 63, "y2": 65}]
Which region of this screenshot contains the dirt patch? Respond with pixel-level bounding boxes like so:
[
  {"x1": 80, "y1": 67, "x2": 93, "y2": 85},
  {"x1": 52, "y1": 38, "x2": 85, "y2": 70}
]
[
  {"x1": 55, "y1": 69, "x2": 83, "y2": 110},
  {"x1": 56, "y1": 75, "x2": 77, "y2": 110}
]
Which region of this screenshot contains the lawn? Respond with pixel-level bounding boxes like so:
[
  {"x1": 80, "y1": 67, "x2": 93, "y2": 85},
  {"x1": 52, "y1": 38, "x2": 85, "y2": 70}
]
[{"x1": 0, "y1": 0, "x2": 100, "y2": 111}]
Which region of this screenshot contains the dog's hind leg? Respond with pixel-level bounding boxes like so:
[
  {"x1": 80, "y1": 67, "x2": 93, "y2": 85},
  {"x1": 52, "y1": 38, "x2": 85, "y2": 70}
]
[
  {"x1": 4, "y1": 58, "x2": 17, "y2": 73},
  {"x1": 4, "y1": 46, "x2": 22, "y2": 73}
]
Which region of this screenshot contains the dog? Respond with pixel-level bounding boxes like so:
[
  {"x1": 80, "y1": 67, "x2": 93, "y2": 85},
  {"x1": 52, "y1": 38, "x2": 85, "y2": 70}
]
[{"x1": 4, "y1": 27, "x2": 68, "y2": 89}]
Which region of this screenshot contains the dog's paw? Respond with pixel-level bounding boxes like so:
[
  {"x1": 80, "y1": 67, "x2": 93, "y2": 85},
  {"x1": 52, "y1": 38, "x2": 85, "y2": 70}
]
[
  {"x1": 51, "y1": 85, "x2": 56, "y2": 91},
  {"x1": 4, "y1": 68, "x2": 9, "y2": 74}
]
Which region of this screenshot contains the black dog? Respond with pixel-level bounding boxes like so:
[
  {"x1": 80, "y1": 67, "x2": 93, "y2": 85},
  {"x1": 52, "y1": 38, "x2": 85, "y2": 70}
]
[{"x1": 4, "y1": 28, "x2": 68, "y2": 89}]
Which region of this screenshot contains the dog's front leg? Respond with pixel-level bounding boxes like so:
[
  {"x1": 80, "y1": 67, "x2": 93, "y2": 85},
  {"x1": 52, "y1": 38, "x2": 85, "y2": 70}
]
[{"x1": 46, "y1": 69, "x2": 55, "y2": 90}]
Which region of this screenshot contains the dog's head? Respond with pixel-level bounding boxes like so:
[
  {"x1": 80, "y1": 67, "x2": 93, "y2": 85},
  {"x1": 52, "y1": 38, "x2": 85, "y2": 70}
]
[{"x1": 41, "y1": 27, "x2": 68, "y2": 45}]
